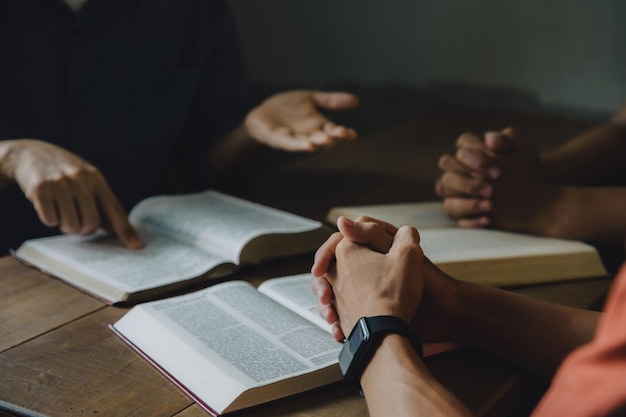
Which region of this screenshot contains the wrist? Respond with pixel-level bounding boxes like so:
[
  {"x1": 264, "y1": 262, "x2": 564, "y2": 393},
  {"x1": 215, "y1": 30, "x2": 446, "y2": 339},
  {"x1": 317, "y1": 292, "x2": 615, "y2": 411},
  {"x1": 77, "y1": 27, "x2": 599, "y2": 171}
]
[
  {"x1": 496, "y1": 182, "x2": 570, "y2": 237},
  {"x1": 360, "y1": 333, "x2": 427, "y2": 391},
  {"x1": 412, "y1": 267, "x2": 463, "y2": 343},
  {"x1": 421, "y1": 277, "x2": 506, "y2": 348},
  {"x1": 0, "y1": 140, "x2": 20, "y2": 185},
  {"x1": 206, "y1": 125, "x2": 262, "y2": 174},
  {"x1": 360, "y1": 333, "x2": 474, "y2": 417},
  {"x1": 527, "y1": 185, "x2": 578, "y2": 238},
  {"x1": 540, "y1": 152, "x2": 570, "y2": 182},
  {"x1": 242, "y1": 113, "x2": 271, "y2": 148}
]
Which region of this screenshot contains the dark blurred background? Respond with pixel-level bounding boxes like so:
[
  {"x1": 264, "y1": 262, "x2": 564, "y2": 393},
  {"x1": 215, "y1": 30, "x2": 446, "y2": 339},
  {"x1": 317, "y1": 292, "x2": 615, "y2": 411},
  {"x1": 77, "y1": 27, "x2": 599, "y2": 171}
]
[{"x1": 230, "y1": 0, "x2": 626, "y2": 134}]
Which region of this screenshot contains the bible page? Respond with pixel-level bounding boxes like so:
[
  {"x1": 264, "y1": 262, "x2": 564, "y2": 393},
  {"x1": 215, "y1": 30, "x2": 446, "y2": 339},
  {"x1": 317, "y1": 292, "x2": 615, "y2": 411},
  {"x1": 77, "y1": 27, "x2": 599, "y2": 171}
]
[
  {"x1": 17, "y1": 229, "x2": 228, "y2": 294},
  {"x1": 328, "y1": 201, "x2": 457, "y2": 229},
  {"x1": 129, "y1": 190, "x2": 321, "y2": 262},
  {"x1": 114, "y1": 281, "x2": 342, "y2": 399},
  {"x1": 257, "y1": 273, "x2": 332, "y2": 333},
  {"x1": 419, "y1": 228, "x2": 594, "y2": 263}
]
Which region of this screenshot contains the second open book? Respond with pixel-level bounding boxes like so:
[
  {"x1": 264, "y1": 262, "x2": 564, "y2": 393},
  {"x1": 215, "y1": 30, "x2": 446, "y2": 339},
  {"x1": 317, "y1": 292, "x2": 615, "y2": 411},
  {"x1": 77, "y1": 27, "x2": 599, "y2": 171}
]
[
  {"x1": 327, "y1": 202, "x2": 608, "y2": 286},
  {"x1": 111, "y1": 273, "x2": 452, "y2": 416}
]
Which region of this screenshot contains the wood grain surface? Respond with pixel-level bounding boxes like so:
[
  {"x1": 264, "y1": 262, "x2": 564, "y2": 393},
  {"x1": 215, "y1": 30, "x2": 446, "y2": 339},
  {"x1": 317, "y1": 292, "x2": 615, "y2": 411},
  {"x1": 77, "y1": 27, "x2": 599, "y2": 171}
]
[{"x1": 0, "y1": 109, "x2": 612, "y2": 417}]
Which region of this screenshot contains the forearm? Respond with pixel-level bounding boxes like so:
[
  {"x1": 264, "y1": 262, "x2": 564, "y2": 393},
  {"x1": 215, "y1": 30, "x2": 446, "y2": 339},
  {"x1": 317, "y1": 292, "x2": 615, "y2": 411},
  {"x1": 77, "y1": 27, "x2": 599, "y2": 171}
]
[
  {"x1": 530, "y1": 185, "x2": 626, "y2": 241},
  {"x1": 361, "y1": 334, "x2": 472, "y2": 417},
  {"x1": 195, "y1": 125, "x2": 263, "y2": 184},
  {"x1": 541, "y1": 122, "x2": 626, "y2": 185},
  {"x1": 0, "y1": 140, "x2": 18, "y2": 188},
  {"x1": 444, "y1": 280, "x2": 600, "y2": 376}
]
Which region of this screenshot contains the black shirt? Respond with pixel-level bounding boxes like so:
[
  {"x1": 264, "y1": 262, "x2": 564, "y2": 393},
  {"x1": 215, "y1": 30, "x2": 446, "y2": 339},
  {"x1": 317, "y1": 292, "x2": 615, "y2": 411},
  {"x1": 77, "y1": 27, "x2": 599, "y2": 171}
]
[{"x1": 0, "y1": 0, "x2": 252, "y2": 252}]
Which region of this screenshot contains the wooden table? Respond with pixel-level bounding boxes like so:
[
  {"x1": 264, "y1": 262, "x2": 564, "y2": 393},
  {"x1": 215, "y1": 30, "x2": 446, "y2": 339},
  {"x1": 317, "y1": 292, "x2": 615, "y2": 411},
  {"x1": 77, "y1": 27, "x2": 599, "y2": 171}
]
[{"x1": 0, "y1": 108, "x2": 613, "y2": 417}]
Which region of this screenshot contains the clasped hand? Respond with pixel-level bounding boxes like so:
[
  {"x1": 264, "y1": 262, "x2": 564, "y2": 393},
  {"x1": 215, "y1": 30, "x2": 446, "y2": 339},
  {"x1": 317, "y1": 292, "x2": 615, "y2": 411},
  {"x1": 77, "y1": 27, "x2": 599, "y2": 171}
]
[
  {"x1": 435, "y1": 127, "x2": 557, "y2": 234},
  {"x1": 311, "y1": 216, "x2": 433, "y2": 342}
]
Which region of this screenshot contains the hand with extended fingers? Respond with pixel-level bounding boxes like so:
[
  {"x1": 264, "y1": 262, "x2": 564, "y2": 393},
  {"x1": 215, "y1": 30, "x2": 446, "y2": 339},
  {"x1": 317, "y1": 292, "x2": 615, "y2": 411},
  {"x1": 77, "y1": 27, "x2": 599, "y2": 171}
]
[
  {"x1": 0, "y1": 139, "x2": 142, "y2": 249},
  {"x1": 245, "y1": 90, "x2": 358, "y2": 152}
]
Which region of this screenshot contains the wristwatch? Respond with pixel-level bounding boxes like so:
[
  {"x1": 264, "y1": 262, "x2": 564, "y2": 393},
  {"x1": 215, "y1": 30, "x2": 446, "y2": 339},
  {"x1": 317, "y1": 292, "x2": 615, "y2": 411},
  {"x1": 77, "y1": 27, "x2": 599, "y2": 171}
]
[{"x1": 338, "y1": 316, "x2": 423, "y2": 389}]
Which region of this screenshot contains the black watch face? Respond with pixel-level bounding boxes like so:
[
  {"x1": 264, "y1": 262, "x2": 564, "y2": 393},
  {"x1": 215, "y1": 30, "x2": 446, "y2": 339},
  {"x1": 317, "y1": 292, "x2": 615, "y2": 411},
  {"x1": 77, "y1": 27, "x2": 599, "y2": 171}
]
[
  {"x1": 339, "y1": 318, "x2": 370, "y2": 376},
  {"x1": 348, "y1": 319, "x2": 369, "y2": 353}
]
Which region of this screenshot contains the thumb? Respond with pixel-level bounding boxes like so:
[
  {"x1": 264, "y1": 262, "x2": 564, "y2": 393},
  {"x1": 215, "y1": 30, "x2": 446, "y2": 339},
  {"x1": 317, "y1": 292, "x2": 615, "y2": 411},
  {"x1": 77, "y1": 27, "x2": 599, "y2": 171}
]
[
  {"x1": 502, "y1": 126, "x2": 536, "y2": 154},
  {"x1": 337, "y1": 216, "x2": 394, "y2": 254},
  {"x1": 501, "y1": 126, "x2": 517, "y2": 139},
  {"x1": 484, "y1": 126, "x2": 517, "y2": 153},
  {"x1": 312, "y1": 91, "x2": 360, "y2": 110},
  {"x1": 388, "y1": 225, "x2": 422, "y2": 258}
]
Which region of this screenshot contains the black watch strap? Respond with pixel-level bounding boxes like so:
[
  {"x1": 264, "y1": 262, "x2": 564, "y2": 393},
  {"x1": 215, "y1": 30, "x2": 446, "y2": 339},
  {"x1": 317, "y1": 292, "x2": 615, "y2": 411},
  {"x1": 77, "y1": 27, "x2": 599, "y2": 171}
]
[
  {"x1": 366, "y1": 316, "x2": 423, "y2": 358},
  {"x1": 339, "y1": 315, "x2": 423, "y2": 393}
]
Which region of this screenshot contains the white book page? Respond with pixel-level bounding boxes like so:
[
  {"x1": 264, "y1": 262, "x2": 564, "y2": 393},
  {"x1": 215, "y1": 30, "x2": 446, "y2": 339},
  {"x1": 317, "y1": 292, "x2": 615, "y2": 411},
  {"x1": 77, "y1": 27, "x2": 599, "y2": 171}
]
[
  {"x1": 125, "y1": 281, "x2": 342, "y2": 387},
  {"x1": 329, "y1": 201, "x2": 456, "y2": 229},
  {"x1": 257, "y1": 273, "x2": 332, "y2": 333},
  {"x1": 329, "y1": 201, "x2": 593, "y2": 262},
  {"x1": 420, "y1": 228, "x2": 592, "y2": 263},
  {"x1": 130, "y1": 190, "x2": 321, "y2": 262},
  {"x1": 23, "y1": 229, "x2": 226, "y2": 292}
]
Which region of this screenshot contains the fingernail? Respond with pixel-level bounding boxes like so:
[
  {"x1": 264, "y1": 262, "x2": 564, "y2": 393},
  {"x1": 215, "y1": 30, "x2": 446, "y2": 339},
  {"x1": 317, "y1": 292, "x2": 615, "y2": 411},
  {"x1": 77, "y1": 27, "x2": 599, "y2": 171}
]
[
  {"x1": 311, "y1": 263, "x2": 321, "y2": 277},
  {"x1": 488, "y1": 167, "x2": 500, "y2": 179},
  {"x1": 129, "y1": 237, "x2": 143, "y2": 250},
  {"x1": 478, "y1": 200, "x2": 492, "y2": 212},
  {"x1": 478, "y1": 216, "x2": 491, "y2": 226},
  {"x1": 340, "y1": 217, "x2": 357, "y2": 231},
  {"x1": 316, "y1": 288, "x2": 323, "y2": 298}
]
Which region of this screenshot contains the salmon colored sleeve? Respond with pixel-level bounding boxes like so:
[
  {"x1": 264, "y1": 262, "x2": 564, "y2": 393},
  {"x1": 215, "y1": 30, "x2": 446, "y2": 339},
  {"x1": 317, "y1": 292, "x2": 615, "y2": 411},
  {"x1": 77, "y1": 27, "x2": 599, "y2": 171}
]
[{"x1": 531, "y1": 262, "x2": 626, "y2": 417}]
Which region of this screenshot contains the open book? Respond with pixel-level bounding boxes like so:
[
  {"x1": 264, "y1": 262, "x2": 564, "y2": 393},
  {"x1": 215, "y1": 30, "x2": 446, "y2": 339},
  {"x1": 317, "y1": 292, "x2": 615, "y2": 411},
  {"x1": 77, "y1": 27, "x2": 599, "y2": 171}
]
[
  {"x1": 327, "y1": 202, "x2": 607, "y2": 286},
  {"x1": 14, "y1": 191, "x2": 329, "y2": 304},
  {"x1": 111, "y1": 273, "x2": 451, "y2": 416}
]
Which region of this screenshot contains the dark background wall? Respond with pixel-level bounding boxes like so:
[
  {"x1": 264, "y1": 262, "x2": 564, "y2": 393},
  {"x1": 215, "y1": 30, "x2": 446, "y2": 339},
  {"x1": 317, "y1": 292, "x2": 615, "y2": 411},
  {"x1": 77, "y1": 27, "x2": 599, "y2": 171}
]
[{"x1": 230, "y1": 0, "x2": 626, "y2": 128}]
